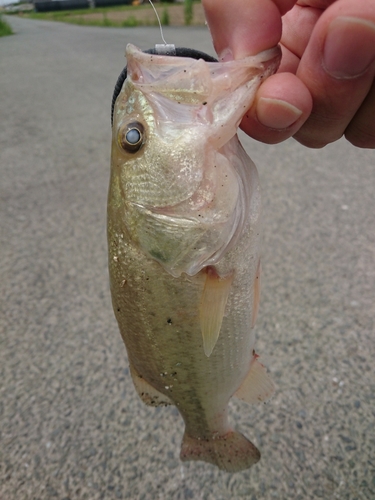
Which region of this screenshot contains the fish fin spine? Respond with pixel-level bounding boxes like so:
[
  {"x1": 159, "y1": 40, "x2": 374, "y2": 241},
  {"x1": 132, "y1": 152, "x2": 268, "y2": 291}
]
[
  {"x1": 180, "y1": 430, "x2": 260, "y2": 472},
  {"x1": 234, "y1": 355, "x2": 275, "y2": 404}
]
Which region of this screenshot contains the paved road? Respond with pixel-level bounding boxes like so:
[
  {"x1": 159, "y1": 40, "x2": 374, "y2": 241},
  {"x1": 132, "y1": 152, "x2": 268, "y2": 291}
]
[{"x1": 1, "y1": 15, "x2": 374, "y2": 500}]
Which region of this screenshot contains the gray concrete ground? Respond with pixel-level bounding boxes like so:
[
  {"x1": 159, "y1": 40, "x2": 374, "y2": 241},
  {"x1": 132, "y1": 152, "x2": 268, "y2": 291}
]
[{"x1": 1, "y1": 15, "x2": 374, "y2": 500}]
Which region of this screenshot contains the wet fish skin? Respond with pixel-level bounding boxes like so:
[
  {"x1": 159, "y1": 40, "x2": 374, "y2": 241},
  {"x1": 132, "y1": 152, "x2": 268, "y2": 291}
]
[{"x1": 108, "y1": 44, "x2": 280, "y2": 472}]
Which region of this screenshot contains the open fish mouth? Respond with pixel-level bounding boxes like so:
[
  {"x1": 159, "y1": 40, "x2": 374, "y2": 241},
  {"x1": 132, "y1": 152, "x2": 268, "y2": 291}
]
[{"x1": 111, "y1": 47, "x2": 219, "y2": 127}]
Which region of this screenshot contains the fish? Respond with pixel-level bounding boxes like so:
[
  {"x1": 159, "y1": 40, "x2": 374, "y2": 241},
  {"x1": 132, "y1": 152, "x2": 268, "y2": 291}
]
[{"x1": 108, "y1": 43, "x2": 281, "y2": 472}]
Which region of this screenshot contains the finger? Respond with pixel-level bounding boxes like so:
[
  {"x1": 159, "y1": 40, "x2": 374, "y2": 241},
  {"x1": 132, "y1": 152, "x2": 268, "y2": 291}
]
[
  {"x1": 293, "y1": 0, "x2": 375, "y2": 148},
  {"x1": 345, "y1": 81, "x2": 375, "y2": 148},
  {"x1": 202, "y1": 0, "x2": 297, "y2": 58},
  {"x1": 278, "y1": 42, "x2": 301, "y2": 74},
  {"x1": 281, "y1": 4, "x2": 322, "y2": 62},
  {"x1": 297, "y1": 0, "x2": 339, "y2": 8},
  {"x1": 240, "y1": 72, "x2": 313, "y2": 144},
  {"x1": 202, "y1": 0, "x2": 312, "y2": 143}
]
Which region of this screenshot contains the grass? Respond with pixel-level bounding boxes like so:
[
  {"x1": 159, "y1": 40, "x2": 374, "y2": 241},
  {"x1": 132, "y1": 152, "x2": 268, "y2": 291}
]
[
  {"x1": 0, "y1": 14, "x2": 13, "y2": 36},
  {"x1": 21, "y1": 6, "x2": 146, "y2": 28},
  {"x1": 24, "y1": 5, "x2": 136, "y2": 18},
  {"x1": 184, "y1": 0, "x2": 192, "y2": 26},
  {"x1": 122, "y1": 15, "x2": 138, "y2": 27},
  {"x1": 19, "y1": 2, "x2": 201, "y2": 28},
  {"x1": 161, "y1": 7, "x2": 169, "y2": 26},
  {"x1": 59, "y1": 13, "x2": 140, "y2": 28}
]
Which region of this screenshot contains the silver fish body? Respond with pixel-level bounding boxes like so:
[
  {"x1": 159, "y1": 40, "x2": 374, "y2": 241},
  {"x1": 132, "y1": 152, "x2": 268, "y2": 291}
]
[{"x1": 108, "y1": 44, "x2": 280, "y2": 472}]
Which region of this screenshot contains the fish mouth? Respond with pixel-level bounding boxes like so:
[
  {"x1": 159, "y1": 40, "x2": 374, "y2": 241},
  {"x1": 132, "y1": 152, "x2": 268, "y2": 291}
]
[{"x1": 111, "y1": 46, "x2": 218, "y2": 126}]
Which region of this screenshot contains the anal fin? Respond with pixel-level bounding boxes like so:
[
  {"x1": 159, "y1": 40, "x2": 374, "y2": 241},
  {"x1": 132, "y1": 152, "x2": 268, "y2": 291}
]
[
  {"x1": 129, "y1": 362, "x2": 173, "y2": 407},
  {"x1": 199, "y1": 266, "x2": 233, "y2": 357},
  {"x1": 234, "y1": 355, "x2": 275, "y2": 404}
]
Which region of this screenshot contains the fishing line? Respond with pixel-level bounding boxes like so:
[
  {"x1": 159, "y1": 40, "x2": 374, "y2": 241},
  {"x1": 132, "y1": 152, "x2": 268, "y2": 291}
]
[
  {"x1": 111, "y1": 4, "x2": 218, "y2": 125},
  {"x1": 148, "y1": 0, "x2": 166, "y2": 44},
  {"x1": 148, "y1": 0, "x2": 176, "y2": 54}
]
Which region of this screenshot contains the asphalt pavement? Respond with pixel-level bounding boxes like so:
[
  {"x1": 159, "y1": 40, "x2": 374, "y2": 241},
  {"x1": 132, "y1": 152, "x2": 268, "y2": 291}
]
[{"x1": 1, "y1": 15, "x2": 374, "y2": 500}]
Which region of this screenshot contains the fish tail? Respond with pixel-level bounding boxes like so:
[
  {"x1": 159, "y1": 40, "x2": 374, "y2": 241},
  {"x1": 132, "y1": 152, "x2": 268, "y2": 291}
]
[{"x1": 180, "y1": 430, "x2": 260, "y2": 472}]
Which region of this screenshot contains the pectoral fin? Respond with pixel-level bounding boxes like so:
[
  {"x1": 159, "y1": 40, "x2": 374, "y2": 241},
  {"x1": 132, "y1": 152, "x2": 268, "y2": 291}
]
[
  {"x1": 234, "y1": 355, "x2": 275, "y2": 404},
  {"x1": 129, "y1": 362, "x2": 173, "y2": 407},
  {"x1": 199, "y1": 267, "x2": 233, "y2": 357}
]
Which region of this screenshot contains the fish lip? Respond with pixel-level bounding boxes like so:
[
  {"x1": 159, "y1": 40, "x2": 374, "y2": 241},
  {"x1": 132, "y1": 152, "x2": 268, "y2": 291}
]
[
  {"x1": 126, "y1": 42, "x2": 281, "y2": 67},
  {"x1": 125, "y1": 43, "x2": 282, "y2": 96}
]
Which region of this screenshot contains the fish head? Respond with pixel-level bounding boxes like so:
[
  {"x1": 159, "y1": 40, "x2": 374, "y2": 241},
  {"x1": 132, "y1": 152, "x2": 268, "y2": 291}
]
[
  {"x1": 110, "y1": 44, "x2": 281, "y2": 276},
  {"x1": 112, "y1": 44, "x2": 218, "y2": 209}
]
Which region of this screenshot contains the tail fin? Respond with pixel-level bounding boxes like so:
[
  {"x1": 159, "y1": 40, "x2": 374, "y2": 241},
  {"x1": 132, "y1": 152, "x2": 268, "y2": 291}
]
[{"x1": 180, "y1": 430, "x2": 260, "y2": 472}]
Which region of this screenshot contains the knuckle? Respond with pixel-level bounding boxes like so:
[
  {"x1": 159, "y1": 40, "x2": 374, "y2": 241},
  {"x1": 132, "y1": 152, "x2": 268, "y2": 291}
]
[
  {"x1": 293, "y1": 126, "x2": 342, "y2": 149},
  {"x1": 345, "y1": 124, "x2": 375, "y2": 149},
  {"x1": 292, "y1": 109, "x2": 346, "y2": 148}
]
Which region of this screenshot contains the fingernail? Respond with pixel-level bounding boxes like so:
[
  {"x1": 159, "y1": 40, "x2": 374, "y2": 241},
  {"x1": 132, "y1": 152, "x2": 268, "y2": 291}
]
[
  {"x1": 218, "y1": 48, "x2": 234, "y2": 62},
  {"x1": 257, "y1": 98, "x2": 303, "y2": 129},
  {"x1": 323, "y1": 17, "x2": 375, "y2": 78}
]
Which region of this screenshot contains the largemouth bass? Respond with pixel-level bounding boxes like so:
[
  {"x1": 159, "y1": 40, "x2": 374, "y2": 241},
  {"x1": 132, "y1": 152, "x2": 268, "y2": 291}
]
[{"x1": 108, "y1": 44, "x2": 281, "y2": 472}]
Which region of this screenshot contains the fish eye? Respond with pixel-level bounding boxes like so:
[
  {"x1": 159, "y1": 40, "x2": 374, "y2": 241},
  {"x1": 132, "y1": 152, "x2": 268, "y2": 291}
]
[{"x1": 118, "y1": 122, "x2": 144, "y2": 153}]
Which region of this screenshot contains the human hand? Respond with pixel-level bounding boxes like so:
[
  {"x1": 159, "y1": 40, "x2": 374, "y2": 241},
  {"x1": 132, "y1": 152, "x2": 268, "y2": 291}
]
[{"x1": 202, "y1": 0, "x2": 375, "y2": 148}]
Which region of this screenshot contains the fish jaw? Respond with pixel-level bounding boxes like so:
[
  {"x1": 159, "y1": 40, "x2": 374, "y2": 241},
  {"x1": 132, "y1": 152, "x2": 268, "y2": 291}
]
[{"x1": 125, "y1": 43, "x2": 281, "y2": 149}]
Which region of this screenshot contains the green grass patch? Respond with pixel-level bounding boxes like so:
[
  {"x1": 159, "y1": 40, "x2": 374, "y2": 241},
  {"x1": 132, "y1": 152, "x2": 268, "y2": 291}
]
[
  {"x1": 22, "y1": 3, "x2": 171, "y2": 20},
  {"x1": 19, "y1": 2, "x2": 202, "y2": 28},
  {"x1": 184, "y1": 0, "x2": 193, "y2": 25},
  {"x1": 0, "y1": 15, "x2": 13, "y2": 37},
  {"x1": 122, "y1": 15, "x2": 138, "y2": 27},
  {"x1": 161, "y1": 7, "x2": 169, "y2": 26},
  {"x1": 24, "y1": 3, "x2": 148, "y2": 18}
]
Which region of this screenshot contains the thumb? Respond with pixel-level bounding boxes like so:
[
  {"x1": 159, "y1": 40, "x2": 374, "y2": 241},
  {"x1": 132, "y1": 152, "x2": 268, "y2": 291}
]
[
  {"x1": 202, "y1": 0, "x2": 312, "y2": 145},
  {"x1": 202, "y1": 0, "x2": 296, "y2": 59}
]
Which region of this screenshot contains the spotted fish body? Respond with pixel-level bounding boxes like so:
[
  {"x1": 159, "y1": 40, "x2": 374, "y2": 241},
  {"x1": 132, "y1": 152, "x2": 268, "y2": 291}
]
[{"x1": 108, "y1": 44, "x2": 281, "y2": 472}]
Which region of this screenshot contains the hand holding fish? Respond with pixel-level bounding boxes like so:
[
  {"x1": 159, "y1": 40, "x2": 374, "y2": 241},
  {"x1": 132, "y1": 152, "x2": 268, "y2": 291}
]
[{"x1": 203, "y1": 0, "x2": 375, "y2": 148}]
